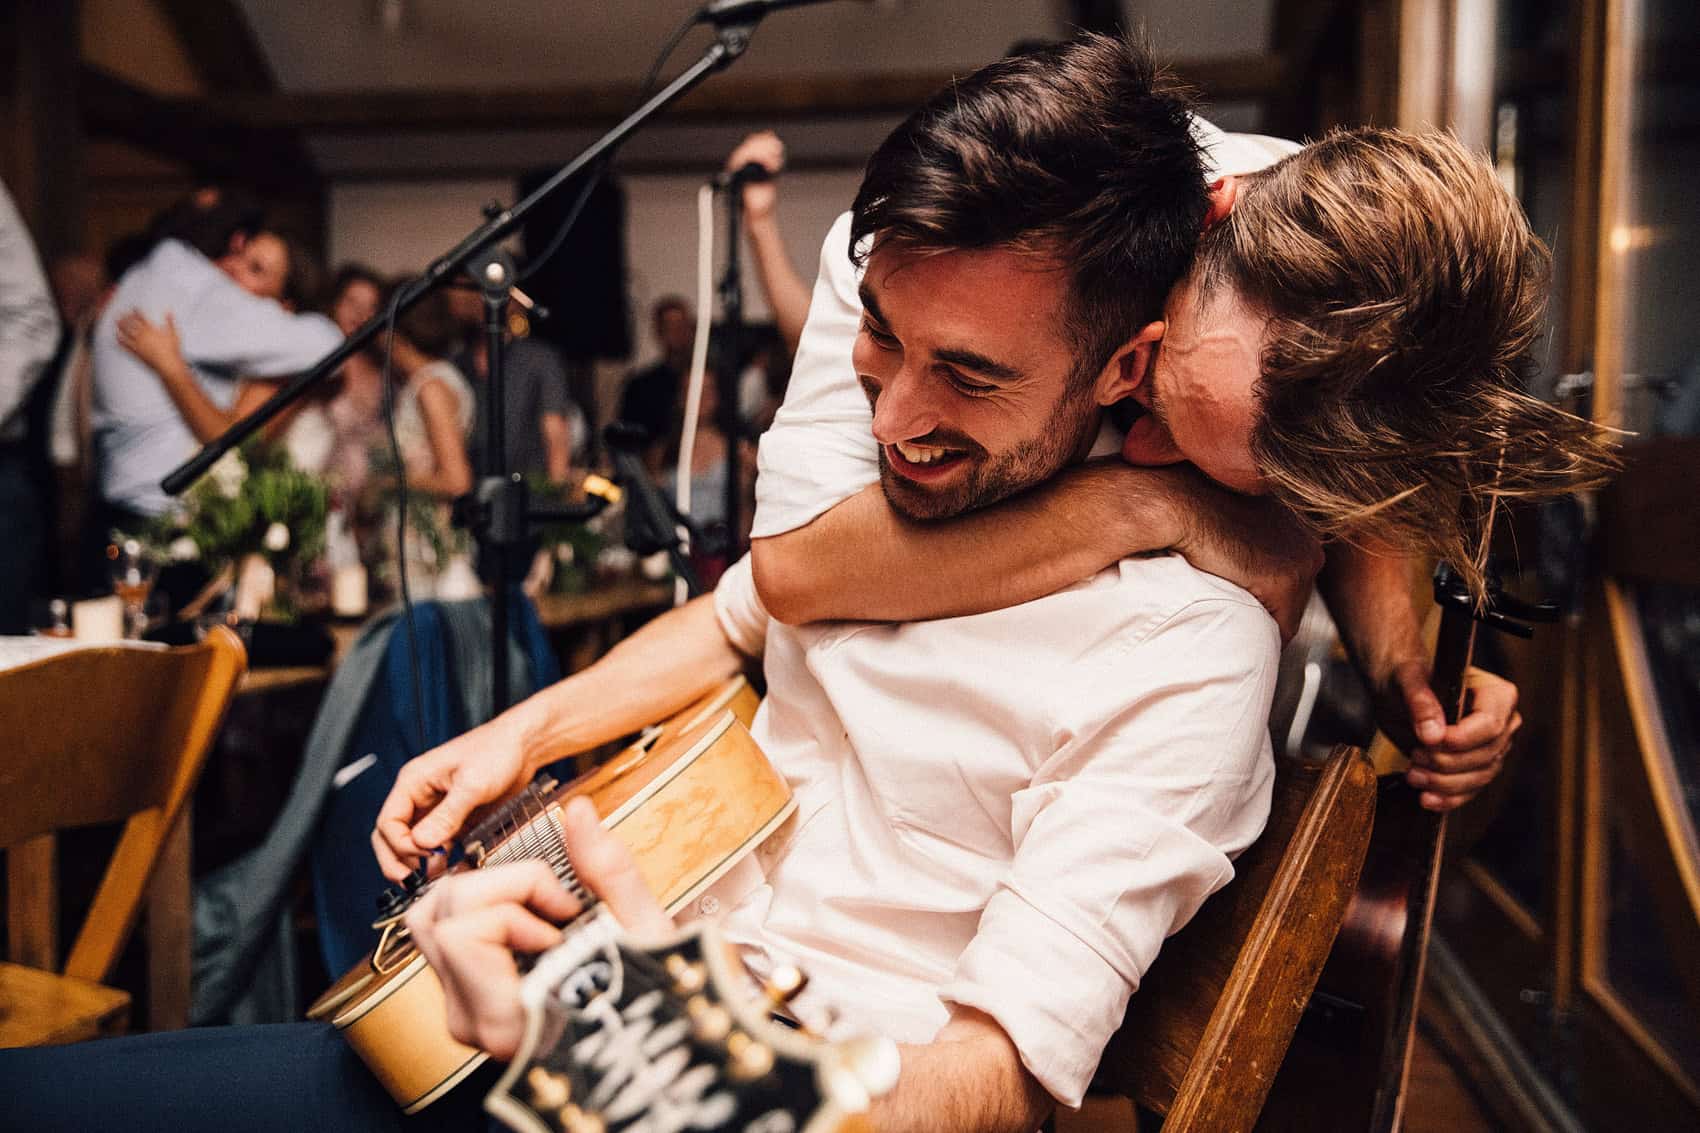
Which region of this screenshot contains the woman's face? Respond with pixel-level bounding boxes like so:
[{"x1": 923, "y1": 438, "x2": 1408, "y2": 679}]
[
  {"x1": 332, "y1": 278, "x2": 381, "y2": 336},
  {"x1": 219, "y1": 233, "x2": 290, "y2": 302}
]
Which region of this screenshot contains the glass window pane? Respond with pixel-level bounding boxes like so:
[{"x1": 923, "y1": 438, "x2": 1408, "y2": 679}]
[
  {"x1": 1638, "y1": 583, "x2": 1700, "y2": 832},
  {"x1": 1606, "y1": 826, "x2": 1700, "y2": 1077},
  {"x1": 1617, "y1": 0, "x2": 1700, "y2": 439}
]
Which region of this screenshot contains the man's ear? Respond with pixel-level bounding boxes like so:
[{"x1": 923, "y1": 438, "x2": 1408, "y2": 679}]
[
  {"x1": 1092, "y1": 320, "x2": 1164, "y2": 407},
  {"x1": 1204, "y1": 176, "x2": 1240, "y2": 230},
  {"x1": 225, "y1": 231, "x2": 249, "y2": 258}
]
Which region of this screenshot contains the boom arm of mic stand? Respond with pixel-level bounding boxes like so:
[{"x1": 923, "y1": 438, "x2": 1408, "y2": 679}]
[{"x1": 161, "y1": 18, "x2": 760, "y2": 498}]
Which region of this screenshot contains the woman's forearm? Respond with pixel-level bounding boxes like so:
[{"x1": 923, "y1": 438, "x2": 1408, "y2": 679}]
[
  {"x1": 750, "y1": 460, "x2": 1187, "y2": 625},
  {"x1": 152, "y1": 359, "x2": 237, "y2": 444},
  {"x1": 745, "y1": 212, "x2": 811, "y2": 357}
]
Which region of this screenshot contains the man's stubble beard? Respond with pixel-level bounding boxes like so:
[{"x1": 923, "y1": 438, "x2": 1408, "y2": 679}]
[{"x1": 877, "y1": 386, "x2": 1099, "y2": 521}]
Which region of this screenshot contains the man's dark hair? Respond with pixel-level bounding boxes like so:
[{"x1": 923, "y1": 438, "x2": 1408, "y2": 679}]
[
  {"x1": 850, "y1": 33, "x2": 1208, "y2": 383},
  {"x1": 146, "y1": 187, "x2": 265, "y2": 261},
  {"x1": 103, "y1": 232, "x2": 154, "y2": 285}
]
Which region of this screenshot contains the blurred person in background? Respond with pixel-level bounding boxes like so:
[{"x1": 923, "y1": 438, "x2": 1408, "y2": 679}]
[
  {"x1": 375, "y1": 287, "x2": 475, "y2": 596},
  {"x1": 40, "y1": 252, "x2": 109, "y2": 596},
  {"x1": 89, "y1": 189, "x2": 340, "y2": 566},
  {"x1": 0, "y1": 179, "x2": 62, "y2": 632},
  {"x1": 724, "y1": 129, "x2": 811, "y2": 358},
  {"x1": 616, "y1": 294, "x2": 695, "y2": 464},
  {"x1": 455, "y1": 316, "x2": 585, "y2": 484},
  {"x1": 663, "y1": 343, "x2": 758, "y2": 584}
]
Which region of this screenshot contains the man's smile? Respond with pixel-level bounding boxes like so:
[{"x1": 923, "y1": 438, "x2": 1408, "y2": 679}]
[{"x1": 885, "y1": 440, "x2": 971, "y2": 482}]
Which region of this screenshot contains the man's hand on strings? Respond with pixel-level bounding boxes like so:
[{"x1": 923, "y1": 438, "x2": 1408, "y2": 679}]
[
  {"x1": 372, "y1": 716, "x2": 534, "y2": 881},
  {"x1": 1378, "y1": 662, "x2": 1523, "y2": 811},
  {"x1": 407, "y1": 798, "x2": 673, "y2": 1060}
]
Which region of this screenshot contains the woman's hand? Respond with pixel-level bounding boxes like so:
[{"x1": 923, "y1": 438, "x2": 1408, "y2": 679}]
[{"x1": 115, "y1": 310, "x2": 186, "y2": 381}]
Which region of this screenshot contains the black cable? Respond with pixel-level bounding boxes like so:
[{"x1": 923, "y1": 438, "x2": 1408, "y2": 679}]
[
  {"x1": 377, "y1": 281, "x2": 429, "y2": 753},
  {"x1": 515, "y1": 7, "x2": 702, "y2": 284}
]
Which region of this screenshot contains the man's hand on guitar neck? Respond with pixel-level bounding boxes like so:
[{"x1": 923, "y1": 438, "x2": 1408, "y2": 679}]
[
  {"x1": 1377, "y1": 661, "x2": 1523, "y2": 812},
  {"x1": 408, "y1": 797, "x2": 674, "y2": 1061},
  {"x1": 1322, "y1": 543, "x2": 1524, "y2": 812}
]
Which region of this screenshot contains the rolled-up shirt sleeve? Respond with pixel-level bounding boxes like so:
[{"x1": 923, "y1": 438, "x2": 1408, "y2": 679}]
[
  {"x1": 712, "y1": 553, "x2": 770, "y2": 660},
  {"x1": 939, "y1": 593, "x2": 1280, "y2": 1107},
  {"x1": 750, "y1": 211, "x2": 878, "y2": 539}
]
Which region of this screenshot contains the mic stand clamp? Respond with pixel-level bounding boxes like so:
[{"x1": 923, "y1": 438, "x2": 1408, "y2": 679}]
[{"x1": 603, "y1": 424, "x2": 705, "y2": 597}]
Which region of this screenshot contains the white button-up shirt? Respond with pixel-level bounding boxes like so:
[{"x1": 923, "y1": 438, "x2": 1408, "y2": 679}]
[
  {"x1": 708, "y1": 550, "x2": 1276, "y2": 1108},
  {"x1": 694, "y1": 117, "x2": 1299, "y2": 1108}
]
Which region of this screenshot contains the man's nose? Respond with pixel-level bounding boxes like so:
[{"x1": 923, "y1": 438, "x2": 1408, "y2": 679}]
[{"x1": 869, "y1": 364, "x2": 939, "y2": 445}]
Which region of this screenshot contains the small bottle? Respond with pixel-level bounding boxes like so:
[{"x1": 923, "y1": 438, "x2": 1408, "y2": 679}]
[{"x1": 41, "y1": 598, "x2": 73, "y2": 638}]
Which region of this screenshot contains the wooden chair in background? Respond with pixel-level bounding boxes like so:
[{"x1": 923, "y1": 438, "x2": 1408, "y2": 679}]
[
  {"x1": 0, "y1": 627, "x2": 246, "y2": 1047},
  {"x1": 1090, "y1": 744, "x2": 1378, "y2": 1131}
]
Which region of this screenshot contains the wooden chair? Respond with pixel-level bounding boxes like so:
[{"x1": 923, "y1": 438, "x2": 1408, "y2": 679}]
[
  {"x1": 0, "y1": 627, "x2": 247, "y2": 1047},
  {"x1": 1090, "y1": 744, "x2": 1377, "y2": 1131}
]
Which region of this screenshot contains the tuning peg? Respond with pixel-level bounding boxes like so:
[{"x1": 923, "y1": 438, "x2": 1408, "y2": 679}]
[
  {"x1": 686, "y1": 994, "x2": 733, "y2": 1042},
  {"x1": 835, "y1": 1035, "x2": 902, "y2": 1097},
  {"x1": 1480, "y1": 609, "x2": 1536, "y2": 639},
  {"x1": 558, "y1": 1103, "x2": 605, "y2": 1133},
  {"x1": 665, "y1": 953, "x2": 707, "y2": 995},
  {"x1": 1492, "y1": 590, "x2": 1561, "y2": 624},
  {"x1": 726, "y1": 1031, "x2": 776, "y2": 1080},
  {"x1": 526, "y1": 1066, "x2": 571, "y2": 1111},
  {"x1": 761, "y1": 965, "x2": 809, "y2": 1012}
]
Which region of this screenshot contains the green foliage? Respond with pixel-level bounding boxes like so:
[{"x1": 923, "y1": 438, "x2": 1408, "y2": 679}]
[
  {"x1": 181, "y1": 441, "x2": 329, "y2": 571},
  {"x1": 527, "y1": 474, "x2": 606, "y2": 594}
]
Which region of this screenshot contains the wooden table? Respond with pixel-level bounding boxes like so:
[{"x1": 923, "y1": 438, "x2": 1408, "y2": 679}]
[{"x1": 231, "y1": 579, "x2": 672, "y2": 698}]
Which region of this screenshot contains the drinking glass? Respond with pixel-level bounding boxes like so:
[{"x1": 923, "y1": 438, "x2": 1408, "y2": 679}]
[{"x1": 109, "y1": 537, "x2": 159, "y2": 640}]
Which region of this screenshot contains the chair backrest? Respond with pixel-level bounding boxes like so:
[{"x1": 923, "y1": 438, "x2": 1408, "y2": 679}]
[
  {"x1": 1091, "y1": 743, "x2": 1377, "y2": 1132},
  {"x1": 1, "y1": 627, "x2": 247, "y2": 984}
]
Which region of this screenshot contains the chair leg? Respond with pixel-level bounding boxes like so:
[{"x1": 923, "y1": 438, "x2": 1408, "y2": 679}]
[
  {"x1": 146, "y1": 810, "x2": 193, "y2": 1031},
  {"x1": 7, "y1": 833, "x2": 58, "y2": 970}
]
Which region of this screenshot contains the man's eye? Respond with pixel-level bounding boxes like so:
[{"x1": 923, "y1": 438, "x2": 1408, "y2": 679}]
[
  {"x1": 860, "y1": 317, "x2": 898, "y2": 348},
  {"x1": 946, "y1": 370, "x2": 997, "y2": 396}
]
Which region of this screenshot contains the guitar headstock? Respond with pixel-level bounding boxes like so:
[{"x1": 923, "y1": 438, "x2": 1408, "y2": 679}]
[
  {"x1": 1432, "y1": 560, "x2": 1559, "y2": 639},
  {"x1": 486, "y1": 913, "x2": 898, "y2": 1133}
]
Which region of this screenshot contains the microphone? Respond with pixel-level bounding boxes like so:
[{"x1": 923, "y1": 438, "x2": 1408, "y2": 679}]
[
  {"x1": 698, "y1": 0, "x2": 862, "y2": 26},
  {"x1": 712, "y1": 162, "x2": 775, "y2": 190}
]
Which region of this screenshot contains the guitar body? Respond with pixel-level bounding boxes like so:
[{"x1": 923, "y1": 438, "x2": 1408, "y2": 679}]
[{"x1": 307, "y1": 677, "x2": 795, "y2": 1113}]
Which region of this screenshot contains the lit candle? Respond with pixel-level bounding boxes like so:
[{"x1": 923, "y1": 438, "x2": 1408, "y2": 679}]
[
  {"x1": 72, "y1": 595, "x2": 125, "y2": 642},
  {"x1": 332, "y1": 563, "x2": 369, "y2": 618}
]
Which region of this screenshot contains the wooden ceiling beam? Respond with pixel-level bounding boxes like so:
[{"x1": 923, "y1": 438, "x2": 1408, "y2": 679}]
[
  {"x1": 79, "y1": 66, "x2": 319, "y2": 193},
  {"x1": 209, "y1": 53, "x2": 1288, "y2": 135},
  {"x1": 155, "y1": 0, "x2": 278, "y2": 94},
  {"x1": 152, "y1": 0, "x2": 319, "y2": 186}
]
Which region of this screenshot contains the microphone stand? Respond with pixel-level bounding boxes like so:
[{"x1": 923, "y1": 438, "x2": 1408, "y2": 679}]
[
  {"x1": 161, "y1": 14, "x2": 766, "y2": 715},
  {"x1": 716, "y1": 170, "x2": 752, "y2": 555}
]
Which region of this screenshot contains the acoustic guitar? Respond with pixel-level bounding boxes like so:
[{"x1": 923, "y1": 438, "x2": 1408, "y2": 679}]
[
  {"x1": 1265, "y1": 562, "x2": 1554, "y2": 1130},
  {"x1": 486, "y1": 912, "x2": 900, "y2": 1133},
  {"x1": 306, "y1": 676, "x2": 798, "y2": 1113}
]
